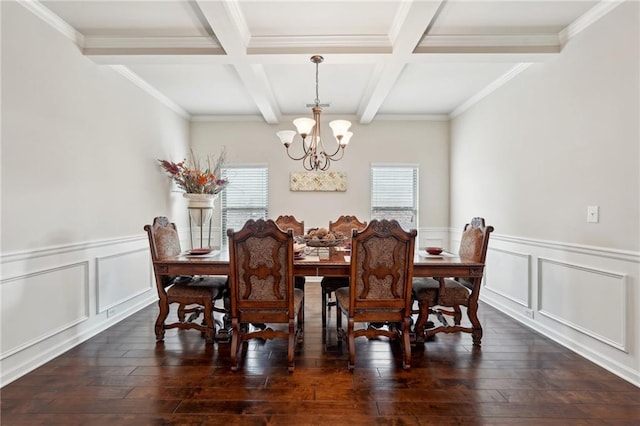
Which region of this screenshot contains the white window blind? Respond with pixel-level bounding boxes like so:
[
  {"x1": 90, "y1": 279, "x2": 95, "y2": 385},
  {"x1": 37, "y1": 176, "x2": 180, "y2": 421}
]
[
  {"x1": 221, "y1": 166, "x2": 269, "y2": 243},
  {"x1": 371, "y1": 165, "x2": 418, "y2": 231}
]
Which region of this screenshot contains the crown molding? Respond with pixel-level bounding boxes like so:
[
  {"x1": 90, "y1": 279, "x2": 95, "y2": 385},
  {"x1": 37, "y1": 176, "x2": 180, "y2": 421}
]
[
  {"x1": 375, "y1": 114, "x2": 450, "y2": 122},
  {"x1": 559, "y1": 0, "x2": 626, "y2": 46},
  {"x1": 248, "y1": 35, "x2": 391, "y2": 54},
  {"x1": 416, "y1": 34, "x2": 561, "y2": 54},
  {"x1": 450, "y1": 62, "x2": 532, "y2": 118},
  {"x1": 190, "y1": 115, "x2": 266, "y2": 123},
  {"x1": 17, "y1": 0, "x2": 84, "y2": 47},
  {"x1": 109, "y1": 66, "x2": 190, "y2": 119},
  {"x1": 83, "y1": 35, "x2": 221, "y2": 51}
]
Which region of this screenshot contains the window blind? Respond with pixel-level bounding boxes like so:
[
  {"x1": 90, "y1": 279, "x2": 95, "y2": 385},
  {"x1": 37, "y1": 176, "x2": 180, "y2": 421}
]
[
  {"x1": 221, "y1": 166, "x2": 269, "y2": 243},
  {"x1": 370, "y1": 165, "x2": 418, "y2": 230}
]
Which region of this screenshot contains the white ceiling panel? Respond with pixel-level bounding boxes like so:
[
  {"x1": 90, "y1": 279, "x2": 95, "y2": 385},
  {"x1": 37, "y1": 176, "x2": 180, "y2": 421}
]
[
  {"x1": 41, "y1": 0, "x2": 207, "y2": 36},
  {"x1": 266, "y1": 61, "x2": 375, "y2": 115},
  {"x1": 430, "y1": 0, "x2": 600, "y2": 34},
  {"x1": 240, "y1": 1, "x2": 400, "y2": 36},
  {"x1": 379, "y1": 62, "x2": 518, "y2": 115},
  {"x1": 28, "y1": 0, "x2": 621, "y2": 123},
  {"x1": 129, "y1": 64, "x2": 260, "y2": 115}
]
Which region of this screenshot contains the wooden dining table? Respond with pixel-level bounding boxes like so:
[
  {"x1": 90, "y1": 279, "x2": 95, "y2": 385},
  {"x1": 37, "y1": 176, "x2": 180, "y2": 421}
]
[
  {"x1": 152, "y1": 247, "x2": 485, "y2": 342},
  {"x1": 154, "y1": 247, "x2": 484, "y2": 280}
]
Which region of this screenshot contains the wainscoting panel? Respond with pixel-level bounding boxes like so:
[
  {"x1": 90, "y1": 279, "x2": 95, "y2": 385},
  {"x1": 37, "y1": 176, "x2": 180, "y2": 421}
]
[
  {"x1": 478, "y1": 232, "x2": 639, "y2": 386},
  {"x1": 538, "y1": 257, "x2": 626, "y2": 351},
  {"x1": 97, "y1": 248, "x2": 152, "y2": 313},
  {"x1": 484, "y1": 248, "x2": 531, "y2": 307},
  {"x1": 0, "y1": 262, "x2": 89, "y2": 358},
  {"x1": 0, "y1": 235, "x2": 157, "y2": 386}
]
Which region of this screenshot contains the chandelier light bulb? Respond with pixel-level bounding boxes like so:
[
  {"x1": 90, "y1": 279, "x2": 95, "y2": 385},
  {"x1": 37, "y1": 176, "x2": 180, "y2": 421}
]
[
  {"x1": 293, "y1": 118, "x2": 315, "y2": 138},
  {"x1": 329, "y1": 120, "x2": 352, "y2": 139}
]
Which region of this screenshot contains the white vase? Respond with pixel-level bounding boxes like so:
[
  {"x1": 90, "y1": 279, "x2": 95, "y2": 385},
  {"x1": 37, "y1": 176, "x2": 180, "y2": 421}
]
[
  {"x1": 183, "y1": 193, "x2": 218, "y2": 225},
  {"x1": 183, "y1": 193, "x2": 219, "y2": 248}
]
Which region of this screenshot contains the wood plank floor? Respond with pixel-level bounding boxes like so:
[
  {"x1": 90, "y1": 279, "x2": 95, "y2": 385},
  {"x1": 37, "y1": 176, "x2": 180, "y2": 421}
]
[{"x1": 2, "y1": 284, "x2": 639, "y2": 425}]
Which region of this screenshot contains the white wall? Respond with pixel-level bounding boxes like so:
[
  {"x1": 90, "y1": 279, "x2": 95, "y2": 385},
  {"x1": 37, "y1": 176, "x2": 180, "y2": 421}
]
[
  {"x1": 190, "y1": 119, "x2": 451, "y2": 248},
  {"x1": 450, "y1": 2, "x2": 640, "y2": 385},
  {"x1": 0, "y1": 1, "x2": 191, "y2": 385}
]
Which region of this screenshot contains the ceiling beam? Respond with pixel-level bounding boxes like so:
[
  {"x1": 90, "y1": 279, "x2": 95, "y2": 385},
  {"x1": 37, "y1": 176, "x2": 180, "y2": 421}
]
[
  {"x1": 195, "y1": 0, "x2": 281, "y2": 124},
  {"x1": 358, "y1": 0, "x2": 445, "y2": 124}
]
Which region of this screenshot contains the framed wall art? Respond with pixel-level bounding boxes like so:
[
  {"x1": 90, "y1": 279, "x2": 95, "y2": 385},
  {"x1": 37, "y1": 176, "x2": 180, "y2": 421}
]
[{"x1": 290, "y1": 171, "x2": 347, "y2": 192}]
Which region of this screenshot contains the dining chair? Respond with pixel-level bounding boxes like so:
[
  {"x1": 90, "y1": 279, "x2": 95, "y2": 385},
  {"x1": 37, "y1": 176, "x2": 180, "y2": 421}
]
[
  {"x1": 335, "y1": 219, "x2": 417, "y2": 370},
  {"x1": 227, "y1": 219, "x2": 304, "y2": 372},
  {"x1": 412, "y1": 217, "x2": 494, "y2": 346},
  {"x1": 275, "y1": 214, "x2": 306, "y2": 294},
  {"x1": 144, "y1": 216, "x2": 228, "y2": 343},
  {"x1": 320, "y1": 215, "x2": 367, "y2": 336}
]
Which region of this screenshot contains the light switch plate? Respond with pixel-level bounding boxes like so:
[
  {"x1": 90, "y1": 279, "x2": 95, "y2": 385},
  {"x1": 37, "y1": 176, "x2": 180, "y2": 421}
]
[{"x1": 587, "y1": 205, "x2": 599, "y2": 223}]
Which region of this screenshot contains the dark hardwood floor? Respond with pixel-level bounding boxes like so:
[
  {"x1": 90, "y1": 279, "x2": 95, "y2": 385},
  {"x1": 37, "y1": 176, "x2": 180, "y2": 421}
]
[{"x1": 2, "y1": 284, "x2": 639, "y2": 425}]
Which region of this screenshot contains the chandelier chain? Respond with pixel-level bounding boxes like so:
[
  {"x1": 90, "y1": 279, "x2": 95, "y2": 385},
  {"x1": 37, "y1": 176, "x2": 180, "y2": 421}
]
[{"x1": 314, "y1": 60, "x2": 320, "y2": 106}]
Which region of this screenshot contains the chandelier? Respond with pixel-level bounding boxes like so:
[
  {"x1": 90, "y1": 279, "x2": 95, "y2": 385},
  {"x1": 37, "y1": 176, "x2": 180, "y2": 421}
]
[{"x1": 276, "y1": 55, "x2": 352, "y2": 171}]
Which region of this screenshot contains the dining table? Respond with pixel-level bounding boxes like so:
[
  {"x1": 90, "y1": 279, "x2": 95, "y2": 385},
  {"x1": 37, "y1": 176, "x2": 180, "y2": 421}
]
[{"x1": 152, "y1": 246, "x2": 485, "y2": 342}]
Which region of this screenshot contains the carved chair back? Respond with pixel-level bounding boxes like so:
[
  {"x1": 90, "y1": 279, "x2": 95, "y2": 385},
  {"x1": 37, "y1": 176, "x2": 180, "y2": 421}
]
[
  {"x1": 329, "y1": 215, "x2": 367, "y2": 239},
  {"x1": 348, "y1": 219, "x2": 417, "y2": 317},
  {"x1": 275, "y1": 215, "x2": 304, "y2": 236},
  {"x1": 227, "y1": 219, "x2": 295, "y2": 322}
]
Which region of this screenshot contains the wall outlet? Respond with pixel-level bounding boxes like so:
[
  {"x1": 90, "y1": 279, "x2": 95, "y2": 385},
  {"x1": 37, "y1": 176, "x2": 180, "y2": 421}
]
[
  {"x1": 587, "y1": 205, "x2": 599, "y2": 223},
  {"x1": 107, "y1": 307, "x2": 116, "y2": 318},
  {"x1": 524, "y1": 308, "x2": 534, "y2": 318}
]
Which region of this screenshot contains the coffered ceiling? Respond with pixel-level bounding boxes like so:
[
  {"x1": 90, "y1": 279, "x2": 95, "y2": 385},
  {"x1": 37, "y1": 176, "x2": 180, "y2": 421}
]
[{"x1": 27, "y1": 0, "x2": 619, "y2": 123}]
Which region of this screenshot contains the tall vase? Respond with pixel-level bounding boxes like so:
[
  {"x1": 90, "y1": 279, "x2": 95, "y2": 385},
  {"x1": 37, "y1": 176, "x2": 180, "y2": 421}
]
[{"x1": 183, "y1": 193, "x2": 219, "y2": 248}]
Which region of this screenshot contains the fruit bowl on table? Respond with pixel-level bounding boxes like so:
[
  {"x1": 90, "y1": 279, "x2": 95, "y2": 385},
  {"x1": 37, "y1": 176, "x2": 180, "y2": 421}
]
[{"x1": 304, "y1": 237, "x2": 347, "y2": 247}]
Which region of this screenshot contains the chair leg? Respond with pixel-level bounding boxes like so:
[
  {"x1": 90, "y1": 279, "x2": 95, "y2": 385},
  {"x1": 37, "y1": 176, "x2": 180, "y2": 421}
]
[
  {"x1": 177, "y1": 303, "x2": 186, "y2": 322},
  {"x1": 347, "y1": 317, "x2": 356, "y2": 371},
  {"x1": 288, "y1": 319, "x2": 295, "y2": 373},
  {"x1": 401, "y1": 316, "x2": 411, "y2": 370},
  {"x1": 467, "y1": 299, "x2": 483, "y2": 346},
  {"x1": 453, "y1": 305, "x2": 462, "y2": 325},
  {"x1": 413, "y1": 299, "x2": 430, "y2": 342},
  {"x1": 155, "y1": 298, "x2": 170, "y2": 341},
  {"x1": 336, "y1": 300, "x2": 342, "y2": 330},
  {"x1": 202, "y1": 299, "x2": 215, "y2": 344},
  {"x1": 230, "y1": 318, "x2": 241, "y2": 371},
  {"x1": 321, "y1": 287, "x2": 328, "y2": 330},
  {"x1": 296, "y1": 295, "x2": 305, "y2": 344}
]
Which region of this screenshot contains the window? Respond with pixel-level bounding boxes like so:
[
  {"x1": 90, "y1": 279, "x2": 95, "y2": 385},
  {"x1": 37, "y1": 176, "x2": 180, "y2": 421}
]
[
  {"x1": 221, "y1": 166, "x2": 269, "y2": 244},
  {"x1": 370, "y1": 165, "x2": 418, "y2": 230}
]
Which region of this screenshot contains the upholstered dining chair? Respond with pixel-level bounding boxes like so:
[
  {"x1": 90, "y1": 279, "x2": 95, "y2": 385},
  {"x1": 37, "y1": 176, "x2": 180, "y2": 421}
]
[
  {"x1": 227, "y1": 219, "x2": 304, "y2": 372},
  {"x1": 275, "y1": 215, "x2": 306, "y2": 294},
  {"x1": 412, "y1": 217, "x2": 494, "y2": 346},
  {"x1": 320, "y1": 215, "x2": 367, "y2": 336},
  {"x1": 335, "y1": 219, "x2": 417, "y2": 370},
  {"x1": 144, "y1": 216, "x2": 228, "y2": 343}
]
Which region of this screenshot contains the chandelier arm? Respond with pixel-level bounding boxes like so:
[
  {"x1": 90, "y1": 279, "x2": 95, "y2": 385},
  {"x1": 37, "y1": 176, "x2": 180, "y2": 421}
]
[
  {"x1": 285, "y1": 144, "x2": 310, "y2": 162},
  {"x1": 319, "y1": 139, "x2": 344, "y2": 159},
  {"x1": 328, "y1": 146, "x2": 345, "y2": 161},
  {"x1": 319, "y1": 157, "x2": 330, "y2": 171},
  {"x1": 303, "y1": 153, "x2": 316, "y2": 171},
  {"x1": 301, "y1": 137, "x2": 313, "y2": 156}
]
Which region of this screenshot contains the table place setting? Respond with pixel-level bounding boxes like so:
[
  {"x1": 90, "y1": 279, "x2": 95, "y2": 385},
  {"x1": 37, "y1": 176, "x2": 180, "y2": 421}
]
[
  {"x1": 418, "y1": 247, "x2": 457, "y2": 259},
  {"x1": 182, "y1": 248, "x2": 220, "y2": 258}
]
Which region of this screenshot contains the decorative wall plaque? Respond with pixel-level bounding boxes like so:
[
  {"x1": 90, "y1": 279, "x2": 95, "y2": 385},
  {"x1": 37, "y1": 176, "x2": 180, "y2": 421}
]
[{"x1": 290, "y1": 171, "x2": 347, "y2": 192}]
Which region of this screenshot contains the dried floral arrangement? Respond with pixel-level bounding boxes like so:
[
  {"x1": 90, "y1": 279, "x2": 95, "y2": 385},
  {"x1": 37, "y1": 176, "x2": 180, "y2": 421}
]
[{"x1": 158, "y1": 149, "x2": 228, "y2": 194}]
